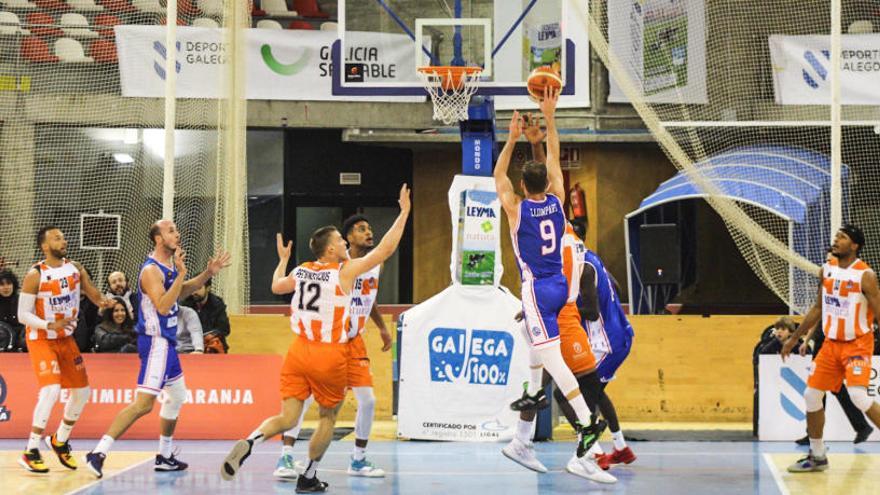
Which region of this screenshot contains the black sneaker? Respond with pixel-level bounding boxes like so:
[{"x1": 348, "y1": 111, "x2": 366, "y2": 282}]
[
  {"x1": 155, "y1": 452, "x2": 189, "y2": 471},
  {"x1": 854, "y1": 426, "x2": 873, "y2": 444},
  {"x1": 576, "y1": 418, "x2": 607, "y2": 458},
  {"x1": 18, "y1": 448, "x2": 49, "y2": 473},
  {"x1": 221, "y1": 439, "x2": 253, "y2": 481},
  {"x1": 795, "y1": 435, "x2": 809, "y2": 446},
  {"x1": 85, "y1": 451, "x2": 106, "y2": 479},
  {"x1": 510, "y1": 388, "x2": 549, "y2": 411},
  {"x1": 296, "y1": 474, "x2": 329, "y2": 493}
]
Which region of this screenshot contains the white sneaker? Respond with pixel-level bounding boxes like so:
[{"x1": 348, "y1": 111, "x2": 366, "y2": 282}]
[
  {"x1": 566, "y1": 454, "x2": 617, "y2": 484},
  {"x1": 293, "y1": 460, "x2": 307, "y2": 475},
  {"x1": 501, "y1": 438, "x2": 548, "y2": 473},
  {"x1": 348, "y1": 456, "x2": 386, "y2": 477},
  {"x1": 273, "y1": 454, "x2": 298, "y2": 479}
]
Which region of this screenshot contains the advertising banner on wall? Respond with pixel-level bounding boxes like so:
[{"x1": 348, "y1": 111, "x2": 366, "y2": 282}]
[
  {"x1": 116, "y1": 26, "x2": 422, "y2": 101},
  {"x1": 0, "y1": 354, "x2": 281, "y2": 439},
  {"x1": 608, "y1": 0, "x2": 707, "y2": 104},
  {"x1": 758, "y1": 355, "x2": 880, "y2": 441},
  {"x1": 448, "y1": 175, "x2": 504, "y2": 286},
  {"x1": 397, "y1": 285, "x2": 529, "y2": 441},
  {"x1": 769, "y1": 34, "x2": 880, "y2": 105}
]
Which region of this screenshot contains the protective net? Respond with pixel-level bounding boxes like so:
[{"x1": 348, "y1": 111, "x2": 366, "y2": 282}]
[
  {"x1": 0, "y1": 0, "x2": 249, "y2": 312},
  {"x1": 583, "y1": 0, "x2": 880, "y2": 312}
]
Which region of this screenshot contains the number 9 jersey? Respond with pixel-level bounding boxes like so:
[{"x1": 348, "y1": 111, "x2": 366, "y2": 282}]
[{"x1": 289, "y1": 261, "x2": 352, "y2": 344}]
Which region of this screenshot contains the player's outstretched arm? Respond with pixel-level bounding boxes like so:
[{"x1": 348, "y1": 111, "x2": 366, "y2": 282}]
[
  {"x1": 181, "y1": 250, "x2": 231, "y2": 299},
  {"x1": 495, "y1": 111, "x2": 524, "y2": 220},
  {"x1": 142, "y1": 248, "x2": 188, "y2": 315},
  {"x1": 272, "y1": 233, "x2": 297, "y2": 295},
  {"x1": 539, "y1": 87, "x2": 564, "y2": 199},
  {"x1": 524, "y1": 113, "x2": 546, "y2": 164},
  {"x1": 341, "y1": 184, "x2": 411, "y2": 292},
  {"x1": 17, "y1": 268, "x2": 74, "y2": 331},
  {"x1": 72, "y1": 260, "x2": 113, "y2": 309},
  {"x1": 578, "y1": 263, "x2": 600, "y2": 322}
]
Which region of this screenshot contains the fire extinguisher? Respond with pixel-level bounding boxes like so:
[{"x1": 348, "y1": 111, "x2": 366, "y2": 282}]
[{"x1": 569, "y1": 182, "x2": 587, "y2": 220}]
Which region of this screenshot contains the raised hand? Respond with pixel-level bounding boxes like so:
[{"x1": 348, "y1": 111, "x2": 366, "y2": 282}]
[
  {"x1": 276, "y1": 233, "x2": 293, "y2": 261},
  {"x1": 398, "y1": 183, "x2": 411, "y2": 212},
  {"x1": 523, "y1": 113, "x2": 545, "y2": 145},
  {"x1": 207, "y1": 250, "x2": 231, "y2": 276},
  {"x1": 539, "y1": 85, "x2": 559, "y2": 119},
  {"x1": 173, "y1": 248, "x2": 188, "y2": 275},
  {"x1": 508, "y1": 110, "x2": 524, "y2": 142}
]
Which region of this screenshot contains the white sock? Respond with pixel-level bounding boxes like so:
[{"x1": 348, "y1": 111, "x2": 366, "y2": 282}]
[
  {"x1": 282, "y1": 445, "x2": 294, "y2": 457},
  {"x1": 94, "y1": 435, "x2": 114, "y2": 455},
  {"x1": 809, "y1": 438, "x2": 826, "y2": 458},
  {"x1": 159, "y1": 435, "x2": 173, "y2": 458},
  {"x1": 27, "y1": 432, "x2": 41, "y2": 451},
  {"x1": 611, "y1": 430, "x2": 627, "y2": 450},
  {"x1": 247, "y1": 429, "x2": 266, "y2": 446},
  {"x1": 304, "y1": 459, "x2": 320, "y2": 478},
  {"x1": 56, "y1": 422, "x2": 74, "y2": 443},
  {"x1": 353, "y1": 445, "x2": 366, "y2": 461},
  {"x1": 515, "y1": 419, "x2": 533, "y2": 444}
]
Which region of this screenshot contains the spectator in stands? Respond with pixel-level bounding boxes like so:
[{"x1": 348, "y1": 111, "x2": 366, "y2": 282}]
[
  {"x1": 182, "y1": 278, "x2": 231, "y2": 353},
  {"x1": 176, "y1": 305, "x2": 205, "y2": 354},
  {"x1": 93, "y1": 297, "x2": 137, "y2": 353},
  {"x1": 74, "y1": 265, "x2": 101, "y2": 352},
  {"x1": 105, "y1": 271, "x2": 137, "y2": 320},
  {"x1": 0, "y1": 269, "x2": 26, "y2": 352}
]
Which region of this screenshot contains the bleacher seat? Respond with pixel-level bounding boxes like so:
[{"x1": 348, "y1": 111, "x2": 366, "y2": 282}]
[
  {"x1": 88, "y1": 37, "x2": 115, "y2": 62},
  {"x1": 159, "y1": 16, "x2": 188, "y2": 25},
  {"x1": 98, "y1": 0, "x2": 134, "y2": 13},
  {"x1": 131, "y1": 0, "x2": 163, "y2": 13},
  {"x1": 191, "y1": 17, "x2": 217, "y2": 28},
  {"x1": 255, "y1": 19, "x2": 281, "y2": 30},
  {"x1": 67, "y1": 0, "x2": 103, "y2": 12},
  {"x1": 0, "y1": 0, "x2": 37, "y2": 10},
  {"x1": 262, "y1": 0, "x2": 297, "y2": 18},
  {"x1": 293, "y1": 0, "x2": 327, "y2": 18},
  {"x1": 21, "y1": 35, "x2": 59, "y2": 61},
  {"x1": 0, "y1": 11, "x2": 30, "y2": 35},
  {"x1": 319, "y1": 21, "x2": 336, "y2": 31},
  {"x1": 27, "y1": 11, "x2": 62, "y2": 36},
  {"x1": 60, "y1": 12, "x2": 98, "y2": 38},
  {"x1": 93, "y1": 12, "x2": 119, "y2": 36},
  {"x1": 34, "y1": 0, "x2": 71, "y2": 10},
  {"x1": 179, "y1": 0, "x2": 199, "y2": 15},
  {"x1": 288, "y1": 20, "x2": 313, "y2": 30},
  {"x1": 54, "y1": 36, "x2": 93, "y2": 61},
  {"x1": 196, "y1": 0, "x2": 220, "y2": 17},
  {"x1": 250, "y1": 0, "x2": 264, "y2": 17}
]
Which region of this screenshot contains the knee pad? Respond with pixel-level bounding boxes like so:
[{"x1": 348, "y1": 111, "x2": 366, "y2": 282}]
[
  {"x1": 159, "y1": 379, "x2": 187, "y2": 420},
  {"x1": 63, "y1": 386, "x2": 90, "y2": 421},
  {"x1": 535, "y1": 345, "x2": 579, "y2": 397},
  {"x1": 804, "y1": 387, "x2": 825, "y2": 413},
  {"x1": 353, "y1": 387, "x2": 375, "y2": 440},
  {"x1": 32, "y1": 384, "x2": 62, "y2": 428},
  {"x1": 847, "y1": 386, "x2": 875, "y2": 412}
]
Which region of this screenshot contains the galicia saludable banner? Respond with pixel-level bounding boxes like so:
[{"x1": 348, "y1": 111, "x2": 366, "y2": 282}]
[
  {"x1": 448, "y1": 175, "x2": 504, "y2": 286},
  {"x1": 115, "y1": 26, "x2": 422, "y2": 101},
  {"x1": 397, "y1": 285, "x2": 530, "y2": 441},
  {"x1": 758, "y1": 355, "x2": 880, "y2": 441},
  {"x1": 0, "y1": 353, "x2": 281, "y2": 439},
  {"x1": 769, "y1": 34, "x2": 880, "y2": 105}
]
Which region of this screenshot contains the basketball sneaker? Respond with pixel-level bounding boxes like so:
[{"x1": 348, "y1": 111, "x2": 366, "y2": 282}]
[
  {"x1": 274, "y1": 454, "x2": 298, "y2": 479},
  {"x1": 221, "y1": 439, "x2": 253, "y2": 481},
  {"x1": 84, "y1": 451, "x2": 106, "y2": 478},
  {"x1": 45, "y1": 434, "x2": 77, "y2": 470},
  {"x1": 509, "y1": 385, "x2": 549, "y2": 411},
  {"x1": 501, "y1": 437, "x2": 548, "y2": 473},
  {"x1": 155, "y1": 452, "x2": 188, "y2": 471},
  {"x1": 296, "y1": 474, "x2": 329, "y2": 493},
  {"x1": 348, "y1": 456, "x2": 385, "y2": 477},
  {"x1": 19, "y1": 448, "x2": 49, "y2": 473},
  {"x1": 576, "y1": 418, "x2": 607, "y2": 458},
  {"x1": 566, "y1": 454, "x2": 617, "y2": 484},
  {"x1": 597, "y1": 447, "x2": 636, "y2": 468},
  {"x1": 787, "y1": 452, "x2": 829, "y2": 473}
]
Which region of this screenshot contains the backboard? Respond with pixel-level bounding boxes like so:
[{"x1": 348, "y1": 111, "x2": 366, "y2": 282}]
[{"x1": 332, "y1": 0, "x2": 576, "y2": 98}]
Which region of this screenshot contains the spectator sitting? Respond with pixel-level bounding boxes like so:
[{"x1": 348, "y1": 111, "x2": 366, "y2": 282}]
[
  {"x1": 105, "y1": 270, "x2": 138, "y2": 321},
  {"x1": 756, "y1": 316, "x2": 801, "y2": 356},
  {"x1": 176, "y1": 305, "x2": 205, "y2": 354},
  {"x1": 182, "y1": 278, "x2": 231, "y2": 353},
  {"x1": 74, "y1": 266, "x2": 101, "y2": 352},
  {"x1": 93, "y1": 297, "x2": 137, "y2": 353},
  {"x1": 0, "y1": 269, "x2": 26, "y2": 352}
]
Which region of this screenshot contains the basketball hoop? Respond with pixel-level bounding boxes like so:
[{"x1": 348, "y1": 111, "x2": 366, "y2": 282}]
[{"x1": 417, "y1": 66, "x2": 483, "y2": 125}]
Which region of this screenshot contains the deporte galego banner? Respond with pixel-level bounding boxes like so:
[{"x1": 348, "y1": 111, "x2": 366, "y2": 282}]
[{"x1": 115, "y1": 25, "x2": 423, "y2": 101}]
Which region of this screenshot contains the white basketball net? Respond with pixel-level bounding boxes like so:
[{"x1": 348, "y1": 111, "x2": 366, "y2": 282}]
[{"x1": 417, "y1": 67, "x2": 483, "y2": 125}]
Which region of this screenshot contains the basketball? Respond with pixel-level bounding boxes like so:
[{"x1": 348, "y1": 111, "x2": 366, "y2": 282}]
[{"x1": 526, "y1": 65, "x2": 563, "y2": 102}]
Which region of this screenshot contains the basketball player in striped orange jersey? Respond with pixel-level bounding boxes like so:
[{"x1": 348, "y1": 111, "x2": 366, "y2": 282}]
[
  {"x1": 782, "y1": 224, "x2": 880, "y2": 472},
  {"x1": 17, "y1": 226, "x2": 111, "y2": 472},
  {"x1": 222, "y1": 184, "x2": 410, "y2": 492}
]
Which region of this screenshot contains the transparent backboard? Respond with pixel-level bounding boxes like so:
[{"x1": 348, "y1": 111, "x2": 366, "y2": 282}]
[{"x1": 333, "y1": 0, "x2": 573, "y2": 97}]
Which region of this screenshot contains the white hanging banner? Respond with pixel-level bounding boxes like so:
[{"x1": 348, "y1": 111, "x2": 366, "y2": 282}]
[
  {"x1": 448, "y1": 175, "x2": 504, "y2": 286},
  {"x1": 769, "y1": 34, "x2": 880, "y2": 105}
]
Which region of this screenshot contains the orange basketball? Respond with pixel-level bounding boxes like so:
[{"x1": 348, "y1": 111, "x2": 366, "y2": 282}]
[{"x1": 527, "y1": 65, "x2": 563, "y2": 102}]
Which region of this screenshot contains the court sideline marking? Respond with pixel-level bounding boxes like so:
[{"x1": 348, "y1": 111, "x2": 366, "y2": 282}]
[
  {"x1": 762, "y1": 453, "x2": 791, "y2": 495},
  {"x1": 65, "y1": 457, "x2": 155, "y2": 495}
]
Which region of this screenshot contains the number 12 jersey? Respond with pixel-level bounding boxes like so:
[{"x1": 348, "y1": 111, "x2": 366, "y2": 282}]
[{"x1": 289, "y1": 261, "x2": 352, "y2": 344}]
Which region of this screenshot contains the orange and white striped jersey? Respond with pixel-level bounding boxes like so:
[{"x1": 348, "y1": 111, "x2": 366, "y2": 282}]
[
  {"x1": 289, "y1": 261, "x2": 351, "y2": 344},
  {"x1": 561, "y1": 224, "x2": 586, "y2": 304},
  {"x1": 347, "y1": 264, "x2": 380, "y2": 339},
  {"x1": 821, "y1": 257, "x2": 875, "y2": 342},
  {"x1": 27, "y1": 259, "x2": 80, "y2": 341}
]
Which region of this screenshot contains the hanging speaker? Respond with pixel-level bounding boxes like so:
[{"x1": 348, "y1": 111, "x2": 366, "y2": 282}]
[{"x1": 639, "y1": 224, "x2": 681, "y2": 284}]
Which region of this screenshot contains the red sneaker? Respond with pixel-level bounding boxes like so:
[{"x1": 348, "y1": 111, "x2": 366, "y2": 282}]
[
  {"x1": 605, "y1": 447, "x2": 636, "y2": 466},
  {"x1": 594, "y1": 453, "x2": 611, "y2": 471}
]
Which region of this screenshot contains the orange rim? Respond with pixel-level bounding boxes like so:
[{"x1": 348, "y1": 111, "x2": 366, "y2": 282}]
[{"x1": 418, "y1": 66, "x2": 483, "y2": 89}]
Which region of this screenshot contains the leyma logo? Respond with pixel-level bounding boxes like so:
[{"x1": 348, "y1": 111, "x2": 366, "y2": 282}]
[{"x1": 429, "y1": 328, "x2": 513, "y2": 386}]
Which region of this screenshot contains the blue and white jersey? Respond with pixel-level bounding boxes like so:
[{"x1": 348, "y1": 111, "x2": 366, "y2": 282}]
[
  {"x1": 136, "y1": 256, "x2": 179, "y2": 342},
  {"x1": 583, "y1": 249, "x2": 633, "y2": 361},
  {"x1": 512, "y1": 194, "x2": 565, "y2": 281}
]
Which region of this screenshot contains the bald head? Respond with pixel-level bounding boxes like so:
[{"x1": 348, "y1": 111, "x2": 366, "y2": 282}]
[{"x1": 149, "y1": 219, "x2": 180, "y2": 252}]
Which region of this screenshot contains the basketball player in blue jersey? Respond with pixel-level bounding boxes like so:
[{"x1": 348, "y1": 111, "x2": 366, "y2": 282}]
[
  {"x1": 493, "y1": 86, "x2": 610, "y2": 482},
  {"x1": 85, "y1": 219, "x2": 231, "y2": 478}
]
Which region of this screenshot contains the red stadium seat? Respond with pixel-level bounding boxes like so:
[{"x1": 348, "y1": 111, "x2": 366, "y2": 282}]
[
  {"x1": 34, "y1": 0, "x2": 72, "y2": 10},
  {"x1": 293, "y1": 0, "x2": 327, "y2": 18},
  {"x1": 159, "y1": 16, "x2": 189, "y2": 26},
  {"x1": 98, "y1": 0, "x2": 136, "y2": 12},
  {"x1": 179, "y1": 0, "x2": 200, "y2": 16},
  {"x1": 93, "y1": 13, "x2": 121, "y2": 37},
  {"x1": 288, "y1": 20, "x2": 313, "y2": 30},
  {"x1": 21, "y1": 36, "x2": 60, "y2": 62},
  {"x1": 26, "y1": 12, "x2": 63, "y2": 37},
  {"x1": 89, "y1": 38, "x2": 117, "y2": 62}
]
